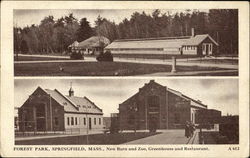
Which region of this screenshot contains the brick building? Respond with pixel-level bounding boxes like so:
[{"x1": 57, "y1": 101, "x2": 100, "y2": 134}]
[
  {"x1": 118, "y1": 80, "x2": 220, "y2": 130},
  {"x1": 18, "y1": 86, "x2": 103, "y2": 132}
]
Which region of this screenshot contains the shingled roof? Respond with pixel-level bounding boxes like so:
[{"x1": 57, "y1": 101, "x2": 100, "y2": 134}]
[
  {"x1": 68, "y1": 41, "x2": 79, "y2": 48},
  {"x1": 183, "y1": 34, "x2": 218, "y2": 46},
  {"x1": 43, "y1": 88, "x2": 103, "y2": 114},
  {"x1": 105, "y1": 34, "x2": 218, "y2": 50},
  {"x1": 78, "y1": 36, "x2": 110, "y2": 49}
]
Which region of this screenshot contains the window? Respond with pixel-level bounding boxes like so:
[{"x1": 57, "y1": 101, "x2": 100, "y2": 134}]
[
  {"x1": 99, "y1": 118, "x2": 101, "y2": 125},
  {"x1": 75, "y1": 117, "x2": 78, "y2": 125},
  {"x1": 67, "y1": 117, "x2": 70, "y2": 126},
  {"x1": 94, "y1": 118, "x2": 96, "y2": 125},
  {"x1": 83, "y1": 117, "x2": 86, "y2": 125},
  {"x1": 71, "y1": 117, "x2": 74, "y2": 125},
  {"x1": 54, "y1": 117, "x2": 59, "y2": 126},
  {"x1": 148, "y1": 95, "x2": 160, "y2": 108}
]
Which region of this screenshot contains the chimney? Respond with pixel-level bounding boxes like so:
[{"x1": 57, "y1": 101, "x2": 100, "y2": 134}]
[
  {"x1": 69, "y1": 82, "x2": 74, "y2": 97},
  {"x1": 191, "y1": 28, "x2": 195, "y2": 37}
]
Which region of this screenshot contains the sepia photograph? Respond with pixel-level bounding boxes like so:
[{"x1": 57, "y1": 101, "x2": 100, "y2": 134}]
[
  {"x1": 14, "y1": 9, "x2": 238, "y2": 76},
  {"x1": 1, "y1": 1, "x2": 249, "y2": 157},
  {"x1": 14, "y1": 79, "x2": 239, "y2": 145}
]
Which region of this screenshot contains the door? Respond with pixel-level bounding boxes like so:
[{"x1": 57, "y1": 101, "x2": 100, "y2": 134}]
[
  {"x1": 89, "y1": 118, "x2": 92, "y2": 130},
  {"x1": 205, "y1": 44, "x2": 209, "y2": 55},
  {"x1": 36, "y1": 104, "x2": 46, "y2": 131},
  {"x1": 148, "y1": 114, "x2": 159, "y2": 132},
  {"x1": 36, "y1": 118, "x2": 46, "y2": 131}
]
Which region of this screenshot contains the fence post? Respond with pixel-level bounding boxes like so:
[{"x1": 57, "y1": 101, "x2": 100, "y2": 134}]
[{"x1": 171, "y1": 56, "x2": 177, "y2": 73}]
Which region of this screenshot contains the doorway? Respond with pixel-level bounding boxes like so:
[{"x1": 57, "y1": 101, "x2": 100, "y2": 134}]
[
  {"x1": 36, "y1": 104, "x2": 46, "y2": 131},
  {"x1": 202, "y1": 43, "x2": 212, "y2": 55},
  {"x1": 148, "y1": 114, "x2": 159, "y2": 132}
]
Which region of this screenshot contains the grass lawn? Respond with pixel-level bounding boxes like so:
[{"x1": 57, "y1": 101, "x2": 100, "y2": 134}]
[
  {"x1": 14, "y1": 61, "x2": 230, "y2": 76},
  {"x1": 14, "y1": 56, "x2": 70, "y2": 61},
  {"x1": 187, "y1": 59, "x2": 238, "y2": 65},
  {"x1": 15, "y1": 132, "x2": 160, "y2": 145}
]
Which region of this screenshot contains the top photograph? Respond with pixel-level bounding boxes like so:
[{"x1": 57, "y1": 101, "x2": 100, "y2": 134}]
[{"x1": 14, "y1": 9, "x2": 238, "y2": 76}]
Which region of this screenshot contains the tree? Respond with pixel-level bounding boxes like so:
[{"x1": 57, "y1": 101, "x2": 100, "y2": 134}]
[
  {"x1": 39, "y1": 15, "x2": 55, "y2": 53},
  {"x1": 208, "y1": 9, "x2": 238, "y2": 55},
  {"x1": 76, "y1": 18, "x2": 93, "y2": 42},
  {"x1": 13, "y1": 9, "x2": 238, "y2": 55},
  {"x1": 20, "y1": 40, "x2": 29, "y2": 53}
]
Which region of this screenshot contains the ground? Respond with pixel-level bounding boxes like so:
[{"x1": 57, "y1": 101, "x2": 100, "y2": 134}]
[
  {"x1": 15, "y1": 132, "x2": 160, "y2": 145},
  {"x1": 15, "y1": 61, "x2": 233, "y2": 76},
  {"x1": 15, "y1": 56, "x2": 71, "y2": 61},
  {"x1": 14, "y1": 54, "x2": 238, "y2": 76}
]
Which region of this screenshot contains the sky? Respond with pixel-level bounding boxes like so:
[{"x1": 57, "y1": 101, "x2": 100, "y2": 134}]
[
  {"x1": 14, "y1": 78, "x2": 238, "y2": 117},
  {"x1": 13, "y1": 9, "x2": 208, "y2": 28}
]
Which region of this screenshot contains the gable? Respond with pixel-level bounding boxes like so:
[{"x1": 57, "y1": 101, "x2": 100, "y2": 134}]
[
  {"x1": 183, "y1": 34, "x2": 218, "y2": 46},
  {"x1": 32, "y1": 86, "x2": 48, "y2": 96},
  {"x1": 120, "y1": 80, "x2": 166, "y2": 107}
]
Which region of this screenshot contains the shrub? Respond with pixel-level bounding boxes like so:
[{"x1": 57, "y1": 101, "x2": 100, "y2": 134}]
[
  {"x1": 70, "y1": 52, "x2": 84, "y2": 60},
  {"x1": 96, "y1": 50, "x2": 113, "y2": 62}
]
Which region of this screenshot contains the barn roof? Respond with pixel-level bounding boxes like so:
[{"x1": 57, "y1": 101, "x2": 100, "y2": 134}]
[
  {"x1": 44, "y1": 88, "x2": 103, "y2": 114},
  {"x1": 106, "y1": 38, "x2": 189, "y2": 49},
  {"x1": 105, "y1": 34, "x2": 218, "y2": 50},
  {"x1": 77, "y1": 36, "x2": 110, "y2": 49},
  {"x1": 167, "y1": 88, "x2": 207, "y2": 109}
]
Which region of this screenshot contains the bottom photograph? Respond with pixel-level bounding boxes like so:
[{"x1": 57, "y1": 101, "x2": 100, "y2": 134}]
[{"x1": 14, "y1": 78, "x2": 239, "y2": 145}]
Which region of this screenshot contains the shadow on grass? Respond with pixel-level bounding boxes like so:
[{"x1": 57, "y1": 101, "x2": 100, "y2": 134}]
[{"x1": 15, "y1": 132, "x2": 160, "y2": 145}]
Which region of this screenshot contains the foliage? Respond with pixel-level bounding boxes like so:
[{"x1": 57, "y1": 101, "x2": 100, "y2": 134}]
[
  {"x1": 96, "y1": 50, "x2": 113, "y2": 62},
  {"x1": 14, "y1": 9, "x2": 238, "y2": 55},
  {"x1": 70, "y1": 52, "x2": 84, "y2": 60},
  {"x1": 76, "y1": 18, "x2": 93, "y2": 42}
]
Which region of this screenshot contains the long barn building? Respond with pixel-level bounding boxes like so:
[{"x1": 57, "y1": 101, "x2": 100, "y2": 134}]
[{"x1": 105, "y1": 30, "x2": 218, "y2": 56}]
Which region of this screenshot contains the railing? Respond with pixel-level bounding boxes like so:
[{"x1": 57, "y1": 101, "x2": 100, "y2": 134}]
[{"x1": 15, "y1": 128, "x2": 104, "y2": 137}]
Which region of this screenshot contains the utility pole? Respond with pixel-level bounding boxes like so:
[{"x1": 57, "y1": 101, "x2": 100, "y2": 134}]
[
  {"x1": 216, "y1": 31, "x2": 219, "y2": 55},
  {"x1": 86, "y1": 106, "x2": 89, "y2": 144}
]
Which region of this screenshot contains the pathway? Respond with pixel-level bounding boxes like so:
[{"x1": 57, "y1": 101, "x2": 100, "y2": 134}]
[{"x1": 124, "y1": 129, "x2": 199, "y2": 145}]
